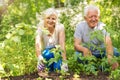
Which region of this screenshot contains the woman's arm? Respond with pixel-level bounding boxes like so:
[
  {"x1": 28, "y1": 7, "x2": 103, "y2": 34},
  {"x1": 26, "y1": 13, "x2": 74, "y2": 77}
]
[
  {"x1": 59, "y1": 25, "x2": 66, "y2": 60},
  {"x1": 35, "y1": 28, "x2": 42, "y2": 57}
]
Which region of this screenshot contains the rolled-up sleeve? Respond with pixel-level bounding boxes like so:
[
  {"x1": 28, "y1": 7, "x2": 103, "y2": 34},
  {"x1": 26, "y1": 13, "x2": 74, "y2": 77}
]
[{"x1": 74, "y1": 24, "x2": 82, "y2": 40}]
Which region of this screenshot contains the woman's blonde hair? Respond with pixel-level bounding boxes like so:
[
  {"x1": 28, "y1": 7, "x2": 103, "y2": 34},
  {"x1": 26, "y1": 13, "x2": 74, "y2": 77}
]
[
  {"x1": 36, "y1": 8, "x2": 58, "y2": 28},
  {"x1": 43, "y1": 8, "x2": 58, "y2": 18}
]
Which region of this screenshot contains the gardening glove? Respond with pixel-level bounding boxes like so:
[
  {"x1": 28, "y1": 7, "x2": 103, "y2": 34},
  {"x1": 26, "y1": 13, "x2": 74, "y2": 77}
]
[
  {"x1": 61, "y1": 62, "x2": 68, "y2": 72},
  {"x1": 37, "y1": 55, "x2": 45, "y2": 72}
]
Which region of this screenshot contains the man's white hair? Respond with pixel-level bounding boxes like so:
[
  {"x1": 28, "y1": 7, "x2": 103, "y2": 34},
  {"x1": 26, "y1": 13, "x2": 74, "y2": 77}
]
[{"x1": 84, "y1": 5, "x2": 100, "y2": 17}]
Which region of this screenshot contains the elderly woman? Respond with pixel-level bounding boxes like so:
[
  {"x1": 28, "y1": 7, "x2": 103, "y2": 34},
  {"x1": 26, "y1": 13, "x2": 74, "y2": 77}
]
[{"x1": 35, "y1": 8, "x2": 68, "y2": 72}]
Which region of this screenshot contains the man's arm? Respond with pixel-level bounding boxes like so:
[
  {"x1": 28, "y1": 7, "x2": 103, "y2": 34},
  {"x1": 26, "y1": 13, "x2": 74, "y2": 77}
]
[
  {"x1": 74, "y1": 38, "x2": 91, "y2": 57},
  {"x1": 105, "y1": 36, "x2": 113, "y2": 60},
  {"x1": 105, "y1": 36, "x2": 119, "y2": 70}
]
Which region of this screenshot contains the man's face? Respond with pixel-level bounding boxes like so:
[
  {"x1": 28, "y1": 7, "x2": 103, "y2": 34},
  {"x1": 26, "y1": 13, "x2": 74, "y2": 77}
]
[{"x1": 84, "y1": 10, "x2": 99, "y2": 28}]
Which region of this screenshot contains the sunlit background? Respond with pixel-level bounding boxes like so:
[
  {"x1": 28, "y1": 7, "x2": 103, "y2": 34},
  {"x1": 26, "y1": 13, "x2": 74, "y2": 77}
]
[{"x1": 0, "y1": 0, "x2": 120, "y2": 79}]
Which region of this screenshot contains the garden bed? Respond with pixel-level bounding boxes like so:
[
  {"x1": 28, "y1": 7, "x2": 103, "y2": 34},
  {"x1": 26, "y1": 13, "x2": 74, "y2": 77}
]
[{"x1": 1, "y1": 71, "x2": 109, "y2": 80}]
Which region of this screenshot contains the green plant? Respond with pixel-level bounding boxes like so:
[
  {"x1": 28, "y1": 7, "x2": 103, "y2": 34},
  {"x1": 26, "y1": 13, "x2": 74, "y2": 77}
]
[
  {"x1": 110, "y1": 69, "x2": 120, "y2": 80},
  {"x1": 48, "y1": 45, "x2": 63, "y2": 66}
]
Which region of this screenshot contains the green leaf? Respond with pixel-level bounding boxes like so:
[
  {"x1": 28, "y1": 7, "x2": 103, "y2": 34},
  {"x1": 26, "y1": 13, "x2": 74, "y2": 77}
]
[
  {"x1": 48, "y1": 58, "x2": 57, "y2": 66},
  {"x1": 0, "y1": 64, "x2": 5, "y2": 74},
  {"x1": 61, "y1": 0, "x2": 65, "y2": 3},
  {"x1": 11, "y1": 36, "x2": 21, "y2": 42},
  {"x1": 6, "y1": 33, "x2": 12, "y2": 39},
  {"x1": 18, "y1": 29, "x2": 25, "y2": 35}
]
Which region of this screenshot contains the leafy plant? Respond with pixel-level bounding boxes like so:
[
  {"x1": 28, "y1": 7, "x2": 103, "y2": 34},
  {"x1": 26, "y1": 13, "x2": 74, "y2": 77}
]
[
  {"x1": 48, "y1": 45, "x2": 63, "y2": 66},
  {"x1": 110, "y1": 68, "x2": 120, "y2": 80}
]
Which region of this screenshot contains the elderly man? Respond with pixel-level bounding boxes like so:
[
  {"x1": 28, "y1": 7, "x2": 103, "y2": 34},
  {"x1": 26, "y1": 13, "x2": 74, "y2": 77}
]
[{"x1": 74, "y1": 5, "x2": 119, "y2": 70}]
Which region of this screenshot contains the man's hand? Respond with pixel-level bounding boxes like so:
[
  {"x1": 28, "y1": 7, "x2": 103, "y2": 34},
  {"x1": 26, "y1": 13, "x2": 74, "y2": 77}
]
[
  {"x1": 83, "y1": 48, "x2": 92, "y2": 57},
  {"x1": 108, "y1": 58, "x2": 119, "y2": 70},
  {"x1": 111, "y1": 62, "x2": 119, "y2": 70},
  {"x1": 61, "y1": 62, "x2": 68, "y2": 72},
  {"x1": 37, "y1": 55, "x2": 45, "y2": 72}
]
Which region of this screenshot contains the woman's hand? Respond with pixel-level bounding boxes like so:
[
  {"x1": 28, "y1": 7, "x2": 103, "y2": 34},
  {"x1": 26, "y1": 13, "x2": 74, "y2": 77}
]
[
  {"x1": 61, "y1": 62, "x2": 68, "y2": 72},
  {"x1": 37, "y1": 55, "x2": 45, "y2": 72}
]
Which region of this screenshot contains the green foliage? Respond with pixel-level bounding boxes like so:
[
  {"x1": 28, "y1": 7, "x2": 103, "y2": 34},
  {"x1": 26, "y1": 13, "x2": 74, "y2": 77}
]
[
  {"x1": 110, "y1": 69, "x2": 120, "y2": 80},
  {"x1": 70, "y1": 0, "x2": 84, "y2": 6},
  {"x1": 68, "y1": 53, "x2": 98, "y2": 75},
  {"x1": 60, "y1": 12, "x2": 74, "y2": 44},
  {"x1": 99, "y1": 57, "x2": 110, "y2": 72},
  {"x1": 48, "y1": 45, "x2": 63, "y2": 66},
  {"x1": 0, "y1": 22, "x2": 37, "y2": 76},
  {"x1": 0, "y1": 0, "x2": 120, "y2": 79}
]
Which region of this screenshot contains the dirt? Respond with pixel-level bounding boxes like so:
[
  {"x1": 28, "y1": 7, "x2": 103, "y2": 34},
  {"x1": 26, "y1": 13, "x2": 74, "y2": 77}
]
[{"x1": 1, "y1": 71, "x2": 110, "y2": 80}]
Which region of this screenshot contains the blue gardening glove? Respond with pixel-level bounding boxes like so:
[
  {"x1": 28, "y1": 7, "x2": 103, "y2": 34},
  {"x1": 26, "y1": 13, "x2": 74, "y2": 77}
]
[
  {"x1": 37, "y1": 55, "x2": 45, "y2": 72},
  {"x1": 61, "y1": 62, "x2": 68, "y2": 72}
]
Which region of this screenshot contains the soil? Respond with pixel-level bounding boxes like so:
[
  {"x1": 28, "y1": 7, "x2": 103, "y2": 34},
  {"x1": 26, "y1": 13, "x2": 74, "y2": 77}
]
[{"x1": 1, "y1": 71, "x2": 110, "y2": 80}]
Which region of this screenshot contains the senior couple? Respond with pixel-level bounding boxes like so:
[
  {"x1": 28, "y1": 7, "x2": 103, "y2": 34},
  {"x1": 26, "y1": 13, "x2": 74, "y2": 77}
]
[{"x1": 35, "y1": 5, "x2": 120, "y2": 74}]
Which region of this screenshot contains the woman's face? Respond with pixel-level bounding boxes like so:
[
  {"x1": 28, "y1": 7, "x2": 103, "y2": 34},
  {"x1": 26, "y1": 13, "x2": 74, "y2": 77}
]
[{"x1": 44, "y1": 14, "x2": 57, "y2": 28}]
